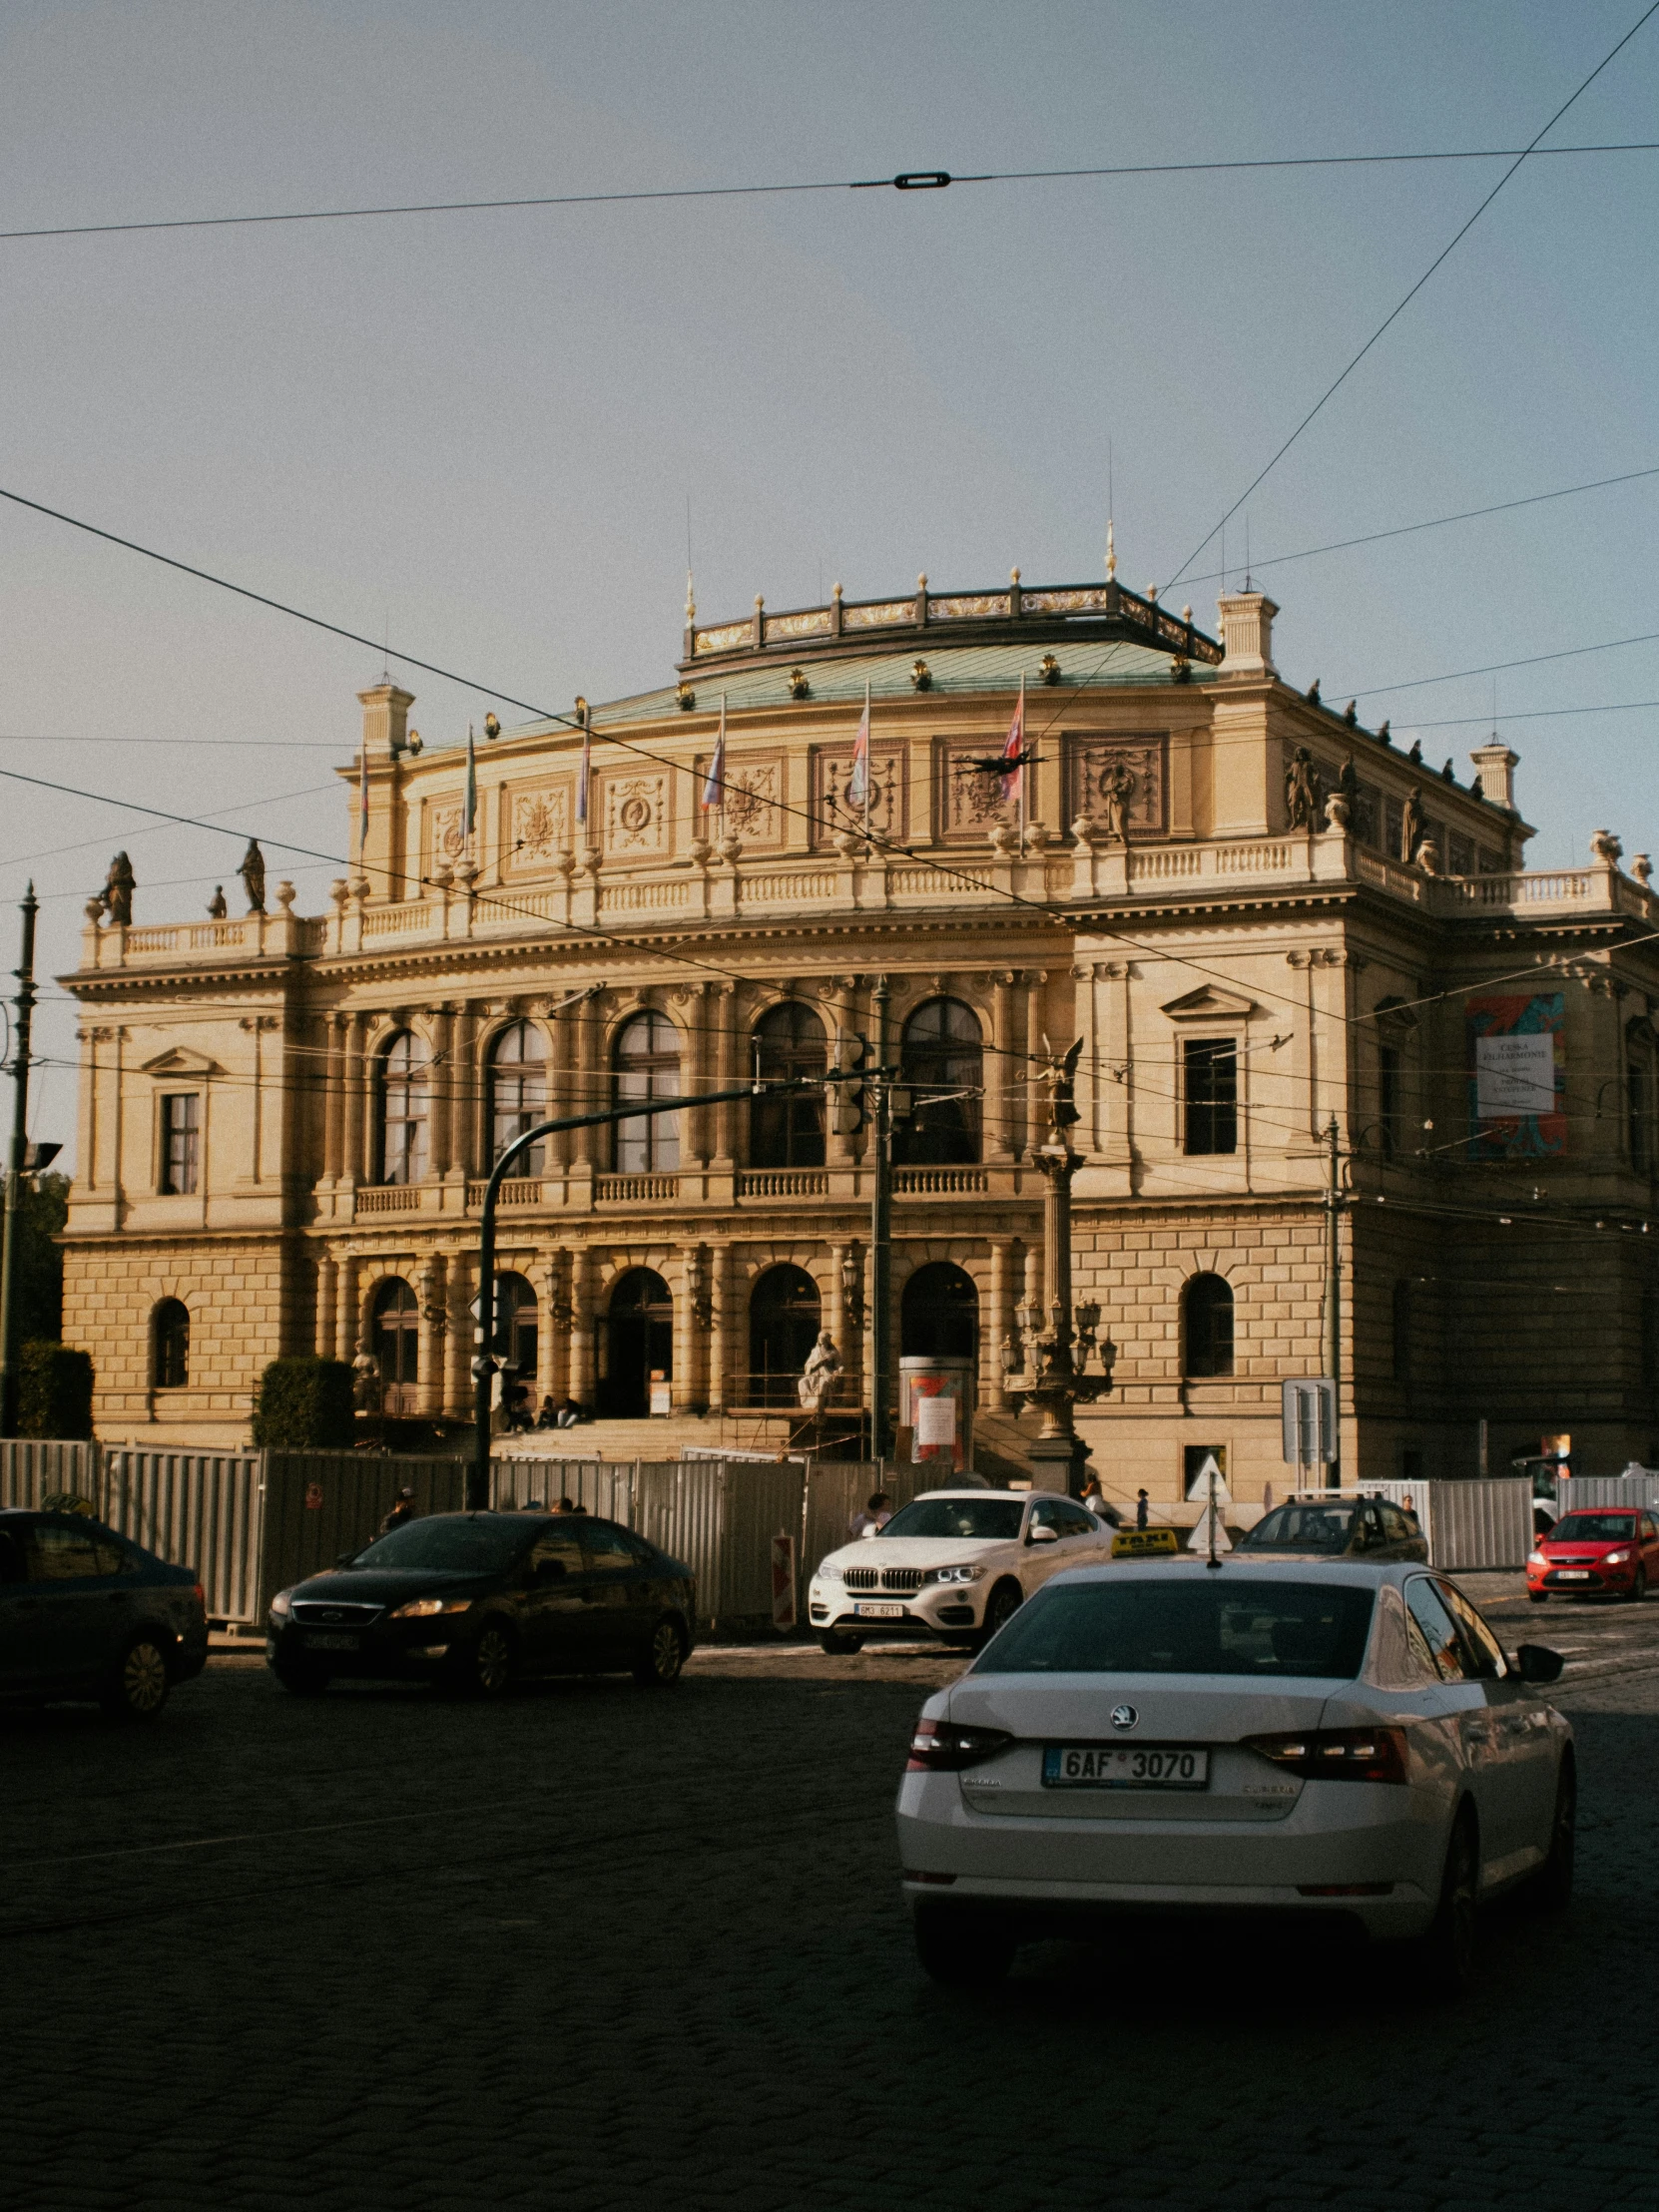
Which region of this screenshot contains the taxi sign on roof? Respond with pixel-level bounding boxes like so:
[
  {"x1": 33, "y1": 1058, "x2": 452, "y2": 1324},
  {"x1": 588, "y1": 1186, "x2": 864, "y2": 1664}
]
[{"x1": 1112, "y1": 1526, "x2": 1180, "y2": 1558}]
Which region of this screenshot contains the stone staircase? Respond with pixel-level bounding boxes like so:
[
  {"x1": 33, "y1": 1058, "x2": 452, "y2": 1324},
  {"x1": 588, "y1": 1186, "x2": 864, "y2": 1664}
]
[{"x1": 496, "y1": 1409, "x2": 808, "y2": 1461}]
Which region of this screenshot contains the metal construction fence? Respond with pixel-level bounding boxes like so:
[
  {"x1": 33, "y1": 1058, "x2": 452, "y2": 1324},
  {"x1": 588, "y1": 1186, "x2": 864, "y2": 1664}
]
[
  {"x1": 1293, "y1": 1478, "x2": 1533, "y2": 1571},
  {"x1": 1556, "y1": 1473, "x2": 1659, "y2": 1514},
  {"x1": 1, "y1": 1441, "x2": 976, "y2": 1628}
]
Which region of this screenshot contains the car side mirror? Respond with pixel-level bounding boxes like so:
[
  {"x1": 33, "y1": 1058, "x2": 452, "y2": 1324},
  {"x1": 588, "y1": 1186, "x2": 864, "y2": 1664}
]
[
  {"x1": 335, "y1": 1551, "x2": 357, "y2": 1567},
  {"x1": 1513, "y1": 1643, "x2": 1564, "y2": 1684},
  {"x1": 535, "y1": 1557, "x2": 567, "y2": 1582},
  {"x1": 1028, "y1": 1522, "x2": 1058, "y2": 1544}
]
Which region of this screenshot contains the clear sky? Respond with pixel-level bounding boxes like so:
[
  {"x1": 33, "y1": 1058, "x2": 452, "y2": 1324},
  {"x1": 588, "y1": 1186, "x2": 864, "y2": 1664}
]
[{"x1": 2, "y1": 0, "x2": 1656, "y2": 1158}]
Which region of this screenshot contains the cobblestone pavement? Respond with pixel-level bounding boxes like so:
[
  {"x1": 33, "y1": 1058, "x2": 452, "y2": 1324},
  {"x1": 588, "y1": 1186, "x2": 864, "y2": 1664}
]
[{"x1": 5, "y1": 1616, "x2": 1658, "y2": 2212}]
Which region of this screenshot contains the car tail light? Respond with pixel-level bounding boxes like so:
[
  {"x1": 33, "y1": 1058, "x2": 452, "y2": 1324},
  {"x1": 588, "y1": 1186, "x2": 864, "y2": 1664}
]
[
  {"x1": 1242, "y1": 1726, "x2": 1409, "y2": 1784},
  {"x1": 905, "y1": 1719, "x2": 1013, "y2": 1773}
]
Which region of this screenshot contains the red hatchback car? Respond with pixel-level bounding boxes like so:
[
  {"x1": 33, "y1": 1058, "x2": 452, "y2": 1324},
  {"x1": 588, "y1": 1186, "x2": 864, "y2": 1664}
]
[{"x1": 1527, "y1": 1507, "x2": 1659, "y2": 1602}]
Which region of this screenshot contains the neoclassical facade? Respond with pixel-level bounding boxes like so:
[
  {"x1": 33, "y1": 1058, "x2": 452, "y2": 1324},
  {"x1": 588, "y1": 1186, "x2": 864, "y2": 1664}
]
[{"x1": 61, "y1": 574, "x2": 1659, "y2": 1498}]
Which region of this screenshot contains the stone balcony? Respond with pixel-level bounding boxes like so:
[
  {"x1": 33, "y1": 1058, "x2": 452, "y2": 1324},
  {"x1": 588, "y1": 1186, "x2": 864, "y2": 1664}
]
[{"x1": 75, "y1": 832, "x2": 1659, "y2": 974}]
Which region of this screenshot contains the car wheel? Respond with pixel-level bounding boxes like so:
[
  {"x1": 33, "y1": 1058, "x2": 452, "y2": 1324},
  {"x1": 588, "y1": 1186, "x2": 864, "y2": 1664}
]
[
  {"x1": 820, "y1": 1630, "x2": 864, "y2": 1656},
  {"x1": 1628, "y1": 1567, "x2": 1648, "y2": 1604},
  {"x1": 971, "y1": 1580, "x2": 1023, "y2": 1651},
  {"x1": 274, "y1": 1662, "x2": 331, "y2": 1697},
  {"x1": 913, "y1": 1903, "x2": 1015, "y2": 1987},
  {"x1": 633, "y1": 1616, "x2": 687, "y2": 1687},
  {"x1": 1417, "y1": 1807, "x2": 1478, "y2": 1996},
  {"x1": 1528, "y1": 1757, "x2": 1575, "y2": 1915},
  {"x1": 101, "y1": 1635, "x2": 171, "y2": 1720},
  {"x1": 466, "y1": 1622, "x2": 516, "y2": 1698}
]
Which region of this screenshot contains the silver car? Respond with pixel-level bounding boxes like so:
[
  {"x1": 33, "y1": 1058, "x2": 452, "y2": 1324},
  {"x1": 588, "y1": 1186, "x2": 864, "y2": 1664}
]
[{"x1": 895, "y1": 1558, "x2": 1573, "y2": 1994}]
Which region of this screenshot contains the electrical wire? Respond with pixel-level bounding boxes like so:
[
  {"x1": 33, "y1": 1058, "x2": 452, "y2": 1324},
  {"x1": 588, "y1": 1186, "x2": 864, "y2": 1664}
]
[
  {"x1": 5, "y1": 142, "x2": 1658, "y2": 245},
  {"x1": 1166, "y1": 2, "x2": 1659, "y2": 590},
  {"x1": 1346, "y1": 628, "x2": 1659, "y2": 700}
]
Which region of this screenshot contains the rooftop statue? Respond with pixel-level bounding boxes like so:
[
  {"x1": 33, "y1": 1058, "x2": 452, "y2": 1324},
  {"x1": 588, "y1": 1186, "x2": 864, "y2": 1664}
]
[
  {"x1": 239, "y1": 838, "x2": 267, "y2": 916},
  {"x1": 95, "y1": 851, "x2": 136, "y2": 927}
]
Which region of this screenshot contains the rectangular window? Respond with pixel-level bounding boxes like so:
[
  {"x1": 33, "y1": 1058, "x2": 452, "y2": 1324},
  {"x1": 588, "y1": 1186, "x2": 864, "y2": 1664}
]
[
  {"x1": 1384, "y1": 799, "x2": 1403, "y2": 862},
  {"x1": 1183, "y1": 1039, "x2": 1237, "y2": 1155},
  {"x1": 161, "y1": 1093, "x2": 200, "y2": 1195},
  {"x1": 1379, "y1": 1045, "x2": 1400, "y2": 1160}
]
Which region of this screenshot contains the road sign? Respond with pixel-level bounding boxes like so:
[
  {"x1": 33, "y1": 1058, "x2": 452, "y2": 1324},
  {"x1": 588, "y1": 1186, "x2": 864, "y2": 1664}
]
[
  {"x1": 1282, "y1": 1379, "x2": 1336, "y2": 1465},
  {"x1": 1185, "y1": 1450, "x2": 1232, "y2": 1505}
]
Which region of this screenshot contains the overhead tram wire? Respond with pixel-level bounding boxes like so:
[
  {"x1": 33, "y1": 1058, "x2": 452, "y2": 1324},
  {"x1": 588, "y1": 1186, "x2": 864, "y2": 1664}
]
[
  {"x1": 3, "y1": 141, "x2": 1657, "y2": 245},
  {"x1": 1165, "y1": 1, "x2": 1659, "y2": 592},
  {"x1": 1346, "y1": 628, "x2": 1659, "y2": 701}
]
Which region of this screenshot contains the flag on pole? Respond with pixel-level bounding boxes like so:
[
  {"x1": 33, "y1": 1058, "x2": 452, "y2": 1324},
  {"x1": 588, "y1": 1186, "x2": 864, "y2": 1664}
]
[
  {"x1": 575, "y1": 714, "x2": 591, "y2": 826},
  {"x1": 1000, "y1": 678, "x2": 1025, "y2": 827},
  {"x1": 702, "y1": 695, "x2": 727, "y2": 812},
  {"x1": 463, "y1": 723, "x2": 478, "y2": 841},
  {"x1": 845, "y1": 681, "x2": 871, "y2": 828}
]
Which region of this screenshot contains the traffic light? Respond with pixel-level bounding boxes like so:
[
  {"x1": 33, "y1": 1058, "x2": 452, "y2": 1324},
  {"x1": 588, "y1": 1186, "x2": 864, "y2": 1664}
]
[{"x1": 829, "y1": 1030, "x2": 870, "y2": 1135}]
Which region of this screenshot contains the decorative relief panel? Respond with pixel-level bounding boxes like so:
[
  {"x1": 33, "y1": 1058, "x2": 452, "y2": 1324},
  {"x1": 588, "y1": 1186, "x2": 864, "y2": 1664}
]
[
  {"x1": 501, "y1": 777, "x2": 574, "y2": 873},
  {"x1": 600, "y1": 771, "x2": 670, "y2": 856},
  {"x1": 840, "y1": 600, "x2": 915, "y2": 631},
  {"x1": 1063, "y1": 734, "x2": 1169, "y2": 838},
  {"x1": 692, "y1": 750, "x2": 785, "y2": 847},
  {"x1": 933, "y1": 737, "x2": 1017, "y2": 840},
  {"x1": 428, "y1": 800, "x2": 467, "y2": 869},
  {"x1": 809, "y1": 743, "x2": 906, "y2": 846}
]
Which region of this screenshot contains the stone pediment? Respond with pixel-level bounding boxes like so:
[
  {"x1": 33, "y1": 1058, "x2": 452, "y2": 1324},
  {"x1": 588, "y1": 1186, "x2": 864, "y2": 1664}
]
[
  {"x1": 139, "y1": 1046, "x2": 223, "y2": 1077},
  {"x1": 1160, "y1": 986, "x2": 1258, "y2": 1023}
]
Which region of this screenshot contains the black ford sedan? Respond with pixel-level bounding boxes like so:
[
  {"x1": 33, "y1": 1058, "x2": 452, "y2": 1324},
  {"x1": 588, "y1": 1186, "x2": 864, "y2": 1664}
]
[
  {"x1": 266, "y1": 1510, "x2": 698, "y2": 1696},
  {"x1": 0, "y1": 1507, "x2": 209, "y2": 1717}
]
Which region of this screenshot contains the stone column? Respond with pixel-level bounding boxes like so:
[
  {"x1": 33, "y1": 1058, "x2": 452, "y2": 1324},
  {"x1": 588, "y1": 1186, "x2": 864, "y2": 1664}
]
[
  {"x1": 713, "y1": 986, "x2": 740, "y2": 1169},
  {"x1": 428, "y1": 1007, "x2": 454, "y2": 1179},
  {"x1": 683, "y1": 986, "x2": 710, "y2": 1168},
  {"x1": 417, "y1": 1252, "x2": 447, "y2": 1416},
  {"x1": 990, "y1": 971, "x2": 1016, "y2": 1163},
  {"x1": 315, "y1": 1251, "x2": 338, "y2": 1360},
  {"x1": 707, "y1": 1243, "x2": 731, "y2": 1411},
  {"x1": 321, "y1": 1013, "x2": 346, "y2": 1184},
  {"x1": 672, "y1": 1245, "x2": 697, "y2": 1411},
  {"x1": 542, "y1": 1252, "x2": 567, "y2": 1403},
  {"x1": 1022, "y1": 1240, "x2": 1041, "y2": 1330},
  {"x1": 342, "y1": 1013, "x2": 368, "y2": 1184},
  {"x1": 569, "y1": 1247, "x2": 595, "y2": 1406},
  {"x1": 988, "y1": 1235, "x2": 1013, "y2": 1409},
  {"x1": 549, "y1": 999, "x2": 578, "y2": 1171},
  {"x1": 1020, "y1": 970, "x2": 1049, "y2": 1158},
  {"x1": 335, "y1": 1252, "x2": 360, "y2": 1364}
]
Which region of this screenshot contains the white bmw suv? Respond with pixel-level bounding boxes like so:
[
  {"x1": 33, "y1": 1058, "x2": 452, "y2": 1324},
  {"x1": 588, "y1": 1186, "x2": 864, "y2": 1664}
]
[{"x1": 810, "y1": 1489, "x2": 1114, "y2": 1655}]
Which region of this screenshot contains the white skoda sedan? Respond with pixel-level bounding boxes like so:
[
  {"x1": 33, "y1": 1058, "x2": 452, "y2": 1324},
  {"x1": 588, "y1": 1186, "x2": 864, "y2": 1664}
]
[
  {"x1": 896, "y1": 1558, "x2": 1574, "y2": 1992},
  {"x1": 810, "y1": 1489, "x2": 1113, "y2": 1655}
]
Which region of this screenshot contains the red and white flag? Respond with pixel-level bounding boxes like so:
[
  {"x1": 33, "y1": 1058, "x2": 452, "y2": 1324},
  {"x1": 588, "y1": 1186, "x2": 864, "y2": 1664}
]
[
  {"x1": 845, "y1": 682, "x2": 871, "y2": 818},
  {"x1": 999, "y1": 678, "x2": 1025, "y2": 814},
  {"x1": 702, "y1": 695, "x2": 727, "y2": 812}
]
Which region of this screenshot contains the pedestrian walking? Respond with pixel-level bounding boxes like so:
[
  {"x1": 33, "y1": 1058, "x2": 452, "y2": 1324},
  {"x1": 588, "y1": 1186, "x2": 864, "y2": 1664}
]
[
  {"x1": 379, "y1": 1485, "x2": 418, "y2": 1535},
  {"x1": 1135, "y1": 1489, "x2": 1150, "y2": 1530}
]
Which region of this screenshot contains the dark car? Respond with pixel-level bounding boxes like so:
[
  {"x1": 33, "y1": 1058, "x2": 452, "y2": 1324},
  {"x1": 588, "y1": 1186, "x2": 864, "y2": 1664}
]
[
  {"x1": 0, "y1": 1507, "x2": 209, "y2": 1718},
  {"x1": 1236, "y1": 1495, "x2": 1427, "y2": 1564},
  {"x1": 266, "y1": 1509, "x2": 698, "y2": 1697}
]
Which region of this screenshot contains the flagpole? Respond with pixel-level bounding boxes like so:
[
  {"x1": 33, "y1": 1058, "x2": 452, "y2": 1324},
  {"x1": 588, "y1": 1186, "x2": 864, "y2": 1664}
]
[
  {"x1": 863, "y1": 679, "x2": 871, "y2": 850},
  {"x1": 1017, "y1": 674, "x2": 1027, "y2": 849},
  {"x1": 720, "y1": 693, "x2": 727, "y2": 832}
]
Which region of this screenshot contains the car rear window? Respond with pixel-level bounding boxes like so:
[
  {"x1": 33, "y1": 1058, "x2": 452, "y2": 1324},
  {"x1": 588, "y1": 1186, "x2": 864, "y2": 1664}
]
[
  {"x1": 879, "y1": 1499, "x2": 1026, "y2": 1541},
  {"x1": 976, "y1": 1577, "x2": 1377, "y2": 1679},
  {"x1": 1240, "y1": 1504, "x2": 1357, "y2": 1553},
  {"x1": 350, "y1": 1516, "x2": 533, "y2": 1573},
  {"x1": 1548, "y1": 1513, "x2": 1638, "y2": 1542}
]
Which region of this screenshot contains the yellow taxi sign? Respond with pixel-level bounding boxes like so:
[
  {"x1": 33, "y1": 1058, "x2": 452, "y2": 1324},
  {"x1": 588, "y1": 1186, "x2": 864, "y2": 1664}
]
[{"x1": 1112, "y1": 1526, "x2": 1180, "y2": 1558}]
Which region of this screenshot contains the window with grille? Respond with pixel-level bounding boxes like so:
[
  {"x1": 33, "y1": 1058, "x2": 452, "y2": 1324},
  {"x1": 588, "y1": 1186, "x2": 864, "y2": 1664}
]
[
  {"x1": 1183, "y1": 1039, "x2": 1237, "y2": 1156},
  {"x1": 160, "y1": 1093, "x2": 200, "y2": 1194},
  {"x1": 613, "y1": 1011, "x2": 682, "y2": 1173}
]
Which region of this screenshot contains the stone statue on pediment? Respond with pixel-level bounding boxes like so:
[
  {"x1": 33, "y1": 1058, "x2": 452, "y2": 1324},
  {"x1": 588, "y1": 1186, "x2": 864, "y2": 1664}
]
[
  {"x1": 1098, "y1": 758, "x2": 1136, "y2": 843},
  {"x1": 239, "y1": 838, "x2": 267, "y2": 915},
  {"x1": 95, "y1": 851, "x2": 136, "y2": 927},
  {"x1": 1401, "y1": 785, "x2": 1424, "y2": 866},
  {"x1": 1286, "y1": 747, "x2": 1318, "y2": 831}
]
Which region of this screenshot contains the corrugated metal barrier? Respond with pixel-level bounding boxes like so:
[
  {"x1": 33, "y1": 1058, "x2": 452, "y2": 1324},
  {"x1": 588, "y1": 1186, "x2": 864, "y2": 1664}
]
[
  {"x1": 1297, "y1": 1477, "x2": 1532, "y2": 1570},
  {"x1": 0, "y1": 1438, "x2": 99, "y2": 1508},
  {"x1": 1557, "y1": 1473, "x2": 1659, "y2": 1514},
  {"x1": 101, "y1": 1448, "x2": 265, "y2": 1624}
]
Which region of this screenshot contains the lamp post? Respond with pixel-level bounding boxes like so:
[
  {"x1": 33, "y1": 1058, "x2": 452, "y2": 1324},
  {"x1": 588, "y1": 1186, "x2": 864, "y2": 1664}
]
[
  {"x1": 1006, "y1": 1039, "x2": 1114, "y2": 1492},
  {"x1": 0, "y1": 886, "x2": 39, "y2": 1438}
]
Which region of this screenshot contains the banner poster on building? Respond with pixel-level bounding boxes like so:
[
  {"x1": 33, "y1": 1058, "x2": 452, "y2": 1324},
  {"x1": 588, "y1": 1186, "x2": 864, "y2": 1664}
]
[{"x1": 1465, "y1": 991, "x2": 1566, "y2": 1158}]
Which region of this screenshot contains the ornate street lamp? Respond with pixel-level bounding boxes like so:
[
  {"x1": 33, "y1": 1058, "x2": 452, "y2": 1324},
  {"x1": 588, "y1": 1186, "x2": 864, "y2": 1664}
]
[{"x1": 1006, "y1": 1039, "x2": 1115, "y2": 1492}]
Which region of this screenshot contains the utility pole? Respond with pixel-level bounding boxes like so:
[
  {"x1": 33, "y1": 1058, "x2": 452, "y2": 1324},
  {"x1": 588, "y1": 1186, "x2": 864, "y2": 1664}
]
[
  {"x1": 0, "y1": 884, "x2": 39, "y2": 1438},
  {"x1": 1325, "y1": 1115, "x2": 1342, "y2": 1492},
  {"x1": 867, "y1": 974, "x2": 891, "y2": 1470}
]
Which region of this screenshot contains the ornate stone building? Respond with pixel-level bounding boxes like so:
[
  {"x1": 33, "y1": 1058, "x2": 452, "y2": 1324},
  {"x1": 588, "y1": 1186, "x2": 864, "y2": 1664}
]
[{"x1": 60, "y1": 572, "x2": 1659, "y2": 1498}]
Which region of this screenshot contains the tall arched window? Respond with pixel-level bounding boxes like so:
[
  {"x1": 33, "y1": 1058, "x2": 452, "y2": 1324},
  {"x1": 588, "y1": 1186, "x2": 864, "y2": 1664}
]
[
  {"x1": 751, "y1": 1002, "x2": 827, "y2": 1168},
  {"x1": 614, "y1": 1012, "x2": 682, "y2": 1172},
  {"x1": 1183, "y1": 1273, "x2": 1235, "y2": 1379},
  {"x1": 749, "y1": 1264, "x2": 822, "y2": 1406},
  {"x1": 377, "y1": 1031, "x2": 429, "y2": 1185},
  {"x1": 373, "y1": 1276, "x2": 419, "y2": 1414},
  {"x1": 896, "y1": 997, "x2": 983, "y2": 1165},
  {"x1": 491, "y1": 1272, "x2": 538, "y2": 1385},
  {"x1": 900, "y1": 1261, "x2": 978, "y2": 1360},
  {"x1": 490, "y1": 1021, "x2": 547, "y2": 1172},
  {"x1": 153, "y1": 1299, "x2": 190, "y2": 1389},
  {"x1": 601, "y1": 1267, "x2": 673, "y2": 1418}
]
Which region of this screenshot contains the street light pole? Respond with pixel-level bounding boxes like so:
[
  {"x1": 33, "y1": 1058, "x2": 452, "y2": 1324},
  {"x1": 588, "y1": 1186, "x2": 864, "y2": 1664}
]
[
  {"x1": 469, "y1": 1074, "x2": 841, "y2": 1507},
  {"x1": 1325, "y1": 1115, "x2": 1343, "y2": 1492},
  {"x1": 0, "y1": 884, "x2": 39, "y2": 1439},
  {"x1": 867, "y1": 974, "x2": 891, "y2": 1468}
]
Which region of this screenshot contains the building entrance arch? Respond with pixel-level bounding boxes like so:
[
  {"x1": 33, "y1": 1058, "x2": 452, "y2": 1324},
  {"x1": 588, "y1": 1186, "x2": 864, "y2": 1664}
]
[
  {"x1": 600, "y1": 1267, "x2": 672, "y2": 1419},
  {"x1": 372, "y1": 1277, "x2": 419, "y2": 1415},
  {"x1": 900, "y1": 1260, "x2": 978, "y2": 1362},
  {"x1": 748, "y1": 1264, "x2": 822, "y2": 1406}
]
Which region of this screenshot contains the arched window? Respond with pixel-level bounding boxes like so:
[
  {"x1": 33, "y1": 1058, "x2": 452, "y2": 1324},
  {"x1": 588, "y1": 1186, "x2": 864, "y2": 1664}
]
[
  {"x1": 614, "y1": 1012, "x2": 682, "y2": 1173},
  {"x1": 490, "y1": 1021, "x2": 547, "y2": 1173},
  {"x1": 896, "y1": 997, "x2": 983, "y2": 1165},
  {"x1": 600, "y1": 1267, "x2": 673, "y2": 1419},
  {"x1": 153, "y1": 1299, "x2": 190, "y2": 1389},
  {"x1": 377, "y1": 1031, "x2": 429, "y2": 1186},
  {"x1": 751, "y1": 1002, "x2": 827, "y2": 1168},
  {"x1": 900, "y1": 1261, "x2": 979, "y2": 1361},
  {"x1": 1184, "y1": 1273, "x2": 1234, "y2": 1379},
  {"x1": 373, "y1": 1276, "x2": 419, "y2": 1414},
  {"x1": 749, "y1": 1264, "x2": 822, "y2": 1406}
]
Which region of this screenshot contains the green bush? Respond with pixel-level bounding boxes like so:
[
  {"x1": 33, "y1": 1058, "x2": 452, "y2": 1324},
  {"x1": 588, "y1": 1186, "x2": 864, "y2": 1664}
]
[
  {"x1": 18, "y1": 1341, "x2": 94, "y2": 1439},
  {"x1": 252, "y1": 1357, "x2": 356, "y2": 1448}
]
